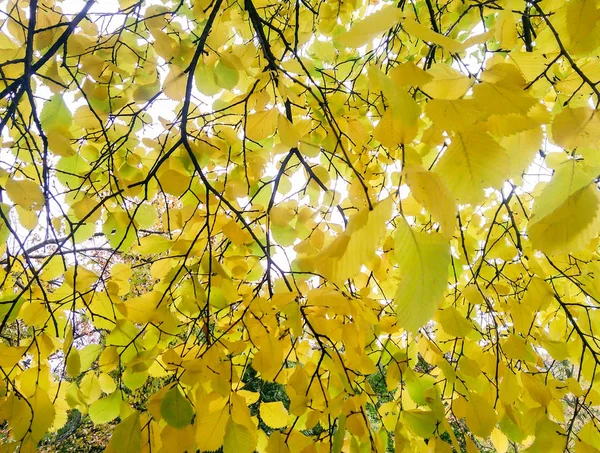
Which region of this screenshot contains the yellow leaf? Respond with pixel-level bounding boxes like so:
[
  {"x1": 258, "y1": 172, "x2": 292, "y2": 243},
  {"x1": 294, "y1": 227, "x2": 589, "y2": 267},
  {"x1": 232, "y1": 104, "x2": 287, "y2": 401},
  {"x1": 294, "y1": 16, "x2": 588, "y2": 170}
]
[
  {"x1": 465, "y1": 436, "x2": 479, "y2": 453},
  {"x1": 117, "y1": 292, "x2": 161, "y2": 324},
  {"x1": 566, "y1": 0, "x2": 600, "y2": 54},
  {"x1": 98, "y1": 373, "x2": 117, "y2": 394},
  {"x1": 434, "y1": 128, "x2": 509, "y2": 203},
  {"x1": 252, "y1": 334, "x2": 284, "y2": 382},
  {"x1": 195, "y1": 404, "x2": 229, "y2": 452},
  {"x1": 163, "y1": 65, "x2": 187, "y2": 101},
  {"x1": 16, "y1": 206, "x2": 38, "y2": 230},
  {"x1": 108, "y1": 411, "x2": 142, "y2": 453},
  {"x1": 72, "y1": 196, "x2": 101, "y2": 223},
  {"x1": 30, "y1": 390, "x2": 55, "y2": 441},
  {"x1": 402, "y1": 19, "x2": 465, "y2": 53},
  {"x1": 389, "y1": 62, "x2": 433, "y2": 87},
  {"x1": 373, "y1": 94, "x2": 420, "y2": 146},
  {"x1": 158, "y1": 168, "x2": 190, "y2": 197},
  {"x1": 99, "y1": 346, "x2": 119, "y2": 373},
  {"x1": 528, "y1": 161, "x2": 600, "y2": 254},
  {"x1": 404, "y1": 165, "x2": 456, "y2": 238},
  {"x1": 529, "y1": 183, "x2": 600, "y2": 255},
  {"x1": 552, "y1": 106, "x2": 600, "y2": 149},
  {"x1": 437, "y1": 307, "x2": 472, "y2": 337},
  {"x1": 277, "y1": 114, "x2": 300, "y2": 148},
  {"x1": 222, "y1": 219, "x2": 253, "y2": 246},
  {"x1": 473, "y1": 82, "x2": 537, "y2": 116},
  {"x1": 501, "y1": 126, "x2": 543, "y2": 179},
  {"x1": 246, "y1": 109, "x2": 278, "y2": 141},
  {"x1": 6, "y1": 178, "x2": 44, "y2": 210},
  {"x1": 422, "y1": 64, "x2": 472, "y2": 99},
  {"x1": 394, "y1": 217, "x2": 450, "y2": 332},
  {"x1": 0, "y1": 344, "x2": 26, "y2": 369},
  {"x1": 337, "y1": 7, "x2": 402, "y2": 48},
  {"x1": 66, "y1": 348, "x2": 81, "y2": 378},
  {"x1": 0, "y1": 393, "x2": 31, "y2": 440},
  {"x1": 223, "y1": 419, "x2": 257, "y2": 453},
  {"x1": 527, "y1": 417, "x2": 566, "y2": 453},
  {"x1": 266, "y1": 431, "x2": 291, "y2": 453},
  {"x1": 79, "y1": 373, "x2": 102, "y2": 404},
  {"x1": 269, "y1": 205, "x2": 295, "y2": 227},
  {"x1": 495, "y1": 10, "x2": 518, "y2": 49},
  {"x1": 425, "y1": 99, "x2": 482, "y2": 132},
  {"x1": 260, "y1": 401, "x2": 288, "y2": 429},
  {"x1": 490, "y1": 428, "x2": 509, "y2": 453},
  {"x1": 502, "y1": 334, "x2": 535, "y2": 362},
  {"x1": 464, "y1": 393, "x2": 496, "y2": 438},
  {"x1": 308, "y1": 197, "x2": 393, "y2": 284}
]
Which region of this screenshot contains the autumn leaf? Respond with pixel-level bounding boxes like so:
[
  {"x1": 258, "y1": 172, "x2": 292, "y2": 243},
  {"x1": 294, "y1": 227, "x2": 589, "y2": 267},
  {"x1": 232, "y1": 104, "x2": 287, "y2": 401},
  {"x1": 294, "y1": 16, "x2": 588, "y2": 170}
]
[
  {"x1": 2, "y1": 0, "x2": 600, "y2": 451},
  {"x1": 394, "y1": 217, "x2": 450, "y2": 332}
]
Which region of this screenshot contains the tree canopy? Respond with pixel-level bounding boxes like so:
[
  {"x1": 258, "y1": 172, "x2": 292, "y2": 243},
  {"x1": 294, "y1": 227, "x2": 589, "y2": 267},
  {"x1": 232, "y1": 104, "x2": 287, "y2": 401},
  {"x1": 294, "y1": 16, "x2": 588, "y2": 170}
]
[{"x1": 2, "y1": 0, "x2": 600, "y2": 451}]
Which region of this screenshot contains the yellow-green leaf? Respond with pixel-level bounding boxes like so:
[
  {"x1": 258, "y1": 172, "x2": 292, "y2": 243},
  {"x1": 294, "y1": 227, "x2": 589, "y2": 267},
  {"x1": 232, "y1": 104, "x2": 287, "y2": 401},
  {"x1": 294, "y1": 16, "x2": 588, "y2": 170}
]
[
  {"x1": 434, "y1": 128, "x2": 509, "y2": 203},
  {"x1": 223, "y1": 419, "x2": 257, "y2": 453},
  {"x1": 109, "y1": 411, "x2": 142, "y2": 453},
  {"x1": 394, "y1": 217, "x2": 450, "y2": 332},
  {"x1": 40, "y1": 94, "x2": 72, "y2": 132},
  {"x1": 89, "y1": 391, "x2": 122, "y2": 424}
]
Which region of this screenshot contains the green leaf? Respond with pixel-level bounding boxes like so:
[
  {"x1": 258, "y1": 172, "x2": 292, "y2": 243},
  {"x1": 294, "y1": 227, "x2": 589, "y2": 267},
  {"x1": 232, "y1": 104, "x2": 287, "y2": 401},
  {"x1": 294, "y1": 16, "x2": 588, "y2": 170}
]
[
  {"x1": 194, "y1": 62, "x2": 220, "y2": 96},
  {"x1": 215, "y1": 60, "x2": 239, "y2": 90},
  {"x1": 160, "y1": 386, "x2": 194, "y2": 429},
  {"x1": 402, "y1": 410, "x2": 438, "y2": 438},
  {"x1": 332, "y1": 414, "x2": 346, "y2": 453}
]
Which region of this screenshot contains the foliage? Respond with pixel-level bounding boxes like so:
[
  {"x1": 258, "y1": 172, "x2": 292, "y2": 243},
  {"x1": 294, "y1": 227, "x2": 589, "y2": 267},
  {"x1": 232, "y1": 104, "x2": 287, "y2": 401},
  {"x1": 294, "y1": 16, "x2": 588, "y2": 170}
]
[{"x1": 2, "y1": 0, "x2": 600, "y2": 451}]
